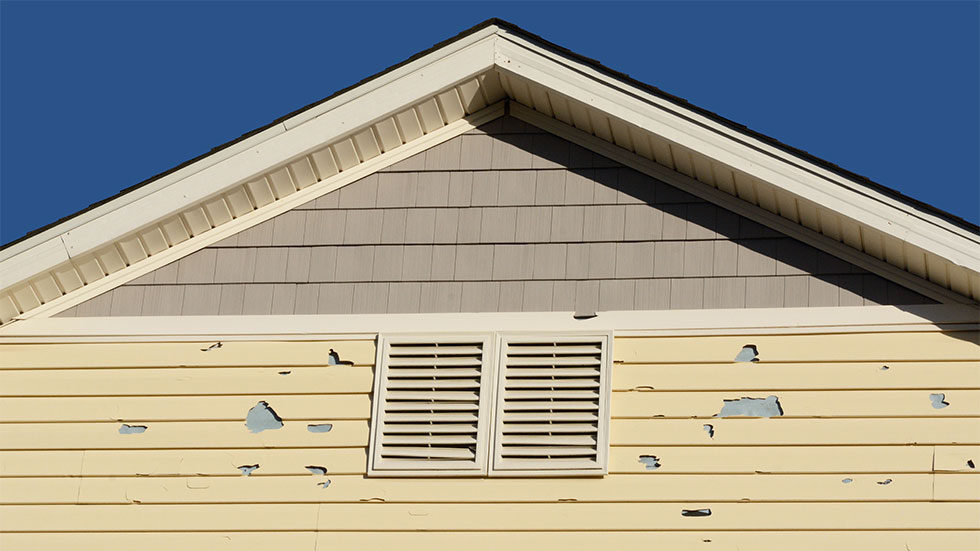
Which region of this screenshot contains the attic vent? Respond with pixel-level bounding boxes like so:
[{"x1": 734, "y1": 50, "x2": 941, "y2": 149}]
[
  {"x1": 491, "y1": 335, "x2": 612, "y2": 474},
  {"x1": 369, "y1": 335, "x2": 493, "y2": 476}
]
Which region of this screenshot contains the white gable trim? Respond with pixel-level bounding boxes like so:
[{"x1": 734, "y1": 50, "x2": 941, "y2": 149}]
[
  {"x1": 0, "y1": 305, "x2": 975, "y2": 343},
  {"x1": 2, "y1": 22, "x2": 977, "y2": 324}
]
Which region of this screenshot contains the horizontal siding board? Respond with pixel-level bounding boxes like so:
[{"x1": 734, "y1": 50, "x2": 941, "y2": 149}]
[
  {"x1": 613, "y1": 361, "x2": 980, "y2": 391},
  {"x1": 0, "y1": 446, "x2": 950, "y2": 478},
  {"x1": 0, "y1": 341, "x2": 376, "y2": 368},
  {"x1": 0, "y1": 420, "x2": 370, "y2": 450},
  {"x1": 0, "y1": 366, "x2": 374, "y2": 397},
  {"x1": 0, "y1": 473, "x2": 952, "y2": 504},
  {"x1": 3, "y1": 532, "x2": 978, "y2": 551},
  {"x1": 2, "y1": 418, "x2": 976, "y2": 450},
  {"x1": 614, "y1": 332, "x2": 980, "y2": 364},
  {"x1": 1, "y1": 503, "x2": 977, "y2": 531}
]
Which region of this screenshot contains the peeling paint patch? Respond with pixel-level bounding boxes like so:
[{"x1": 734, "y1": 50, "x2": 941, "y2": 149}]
[
  {"x1": 573, "y1": 310, "x2": 598, "y2": 320},
  {"x1": 734, "y1": 345, "x2": 759, "y2": 362},
  {"x1": 278, "y1": 371, "x2": 291, "y2": 375},
  {"x1": 307, "y1": 423, "x2": 333, "y2": 433},
  {"x1": 245, "y1": 401, "x2": 284, "y2": 433},
  {"x1": 967, "y1": 460, "x2": 975, "y2": 469},
  {"x1": 200, "y1": 342, "x2": 222, "y2": 352},
  {"x1": 877, "y1": 478, "x2": 892, "y2": 485},
  {"x1": 238, "y1": 464, "x2": 259, "y2": 476},
  {"x1": 842, "y1": 478, "x2": 853, "y2": 484},
  {"x1": 880, "y1": 365, "x2": 890, "y2": 371},
  {"x1": 327, "y1": 349, "x2": 341, "y2": 365},
  {"x1": 702, "y1": 424, "x2": 714, "y2": 438},
  {"x1": 305, "y1": 466, "x2": 328, "y2": 475},
  {"x1": 317, "y1": 480, "x2": 331, "y2": 489},
  {"x1": 681, "y1": 509, "x2": 711, "y2": 517},
  {"x1": 637, "y1": 455, "x2": 661, "y2": 470},
  {"x1": 118, "y1": 424, "x2": 147, "y2": 434},
  {"x1": 716, "y1": 396, "x2": 783, "y2": 418},
  {"x1": 930, "y1": 393, "x2": 950, "y2": 409}
]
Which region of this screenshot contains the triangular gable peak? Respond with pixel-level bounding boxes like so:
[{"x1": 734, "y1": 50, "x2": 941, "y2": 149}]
[
  {"x1": 1, "y1": 19, "x2": 976, "y2": 324},
  {"x1": 59, "y1": 116, "x2": 933, "y2": 317}
]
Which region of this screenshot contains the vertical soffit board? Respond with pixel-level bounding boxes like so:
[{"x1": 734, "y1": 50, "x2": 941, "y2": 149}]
[
  {"x1": 2, "y1": 21, "x2": 978, "y2": 325},
  {"x1": 489, "y1": 26, "x2": 980, "y2": 305}
]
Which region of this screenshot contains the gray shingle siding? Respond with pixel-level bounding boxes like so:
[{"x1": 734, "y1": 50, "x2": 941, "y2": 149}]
[{"x1": 63, "y1": 116, "x2": 934, "y2": 316}]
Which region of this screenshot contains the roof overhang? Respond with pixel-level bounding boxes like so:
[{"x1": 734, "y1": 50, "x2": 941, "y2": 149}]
[{"x1": 1, "y1": 20, "x2": 977, "y2": 324}]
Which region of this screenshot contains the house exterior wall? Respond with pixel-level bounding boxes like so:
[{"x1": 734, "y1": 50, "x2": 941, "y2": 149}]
[
  {"x1": 1, "y1": 324, "x2": 977, "y2": 548},
  {"x1": 57, "y1": 117, "x2": 932, "y2": 318}
]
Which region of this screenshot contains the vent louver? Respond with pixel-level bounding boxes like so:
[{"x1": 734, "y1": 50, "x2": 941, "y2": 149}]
[
  {"x1": 491, "y1": 335, "x2": 611, "y2": 474},
  {"x1": 369, "y1": 335, "x2": 492, "y2": 475}
]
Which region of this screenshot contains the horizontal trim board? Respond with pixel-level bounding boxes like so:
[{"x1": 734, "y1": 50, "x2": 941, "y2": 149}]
[
  {"x1": 2, "y1": 473, "x2": 976, "y2": 505},
  {"x1": 1, "y1": 418, "x2": 977, "y2": 451},
  {"x1": 1, "y1": 304, "x2": 976, "y2": 341},
  {"x1": 1, "y1": 503, "x2": 978, "y2": 531},
  {"x1": 2, "y1": 531, "x2": 978, "y2": 551}
]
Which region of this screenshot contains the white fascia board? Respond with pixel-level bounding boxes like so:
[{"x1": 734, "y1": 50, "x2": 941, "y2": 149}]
[
  {"x1": 0, "y1": 236, "x2": 69, "y2": 288},
  {"x1": 0, "y1": 28, "x2": 499, "y2": 273},
  {"x1": 494, "y1": 32, "x2": 980, "y2": 273},
  {"x1": 1, "y1": 304, "x2": 975, "y2": 342}
]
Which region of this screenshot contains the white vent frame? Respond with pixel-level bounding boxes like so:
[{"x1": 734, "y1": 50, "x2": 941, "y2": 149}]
[
  {"x1": 368, "y1": 333, "x2": 494, "y2": 477},
  {"x1": 489, "y1": 332, "x2": 613, "y2": 477}
]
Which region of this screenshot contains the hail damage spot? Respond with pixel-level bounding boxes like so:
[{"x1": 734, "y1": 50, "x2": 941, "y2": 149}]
[{"x1": 245, "y1": 401, "x2": 284, "y2": 433}]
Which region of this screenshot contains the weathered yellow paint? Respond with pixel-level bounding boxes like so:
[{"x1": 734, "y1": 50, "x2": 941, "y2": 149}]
[
  {"x1": 613, "y1": 361, "x2": 980, "y2": 390},
  {"x1": 615, "y1": 332, "x2": 980, "y2": 363},
  {"x1": 2, "y1": 503, "x2": 979, "y2": 531},
  {"x1": 0, "y1": 365, "x2": 374, "y2": 396},
  {"x1": 2, "y1": 531, "x2": 978, "y2": 551},
  {"x1": 0, "y1": 473, "x2": 951, "y2": 504},
  {"x1": 4, "y1": 389, "x2": 976, "y2": 423},
  {"x1": 0, "y1": 340, "x2": 376, "y2": 368},
  {"x1": 0, "y1": 329, "x2": 977, "y2": 545},
  {"x1": 0, "y1": 446, "x2": 946, "y2": 477}
]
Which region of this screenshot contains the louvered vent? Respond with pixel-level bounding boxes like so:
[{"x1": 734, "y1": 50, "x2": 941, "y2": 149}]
[
  {"x1": 491, "y1": 335, "x2": 611, "y2": 474},
  {"x1": 369, "y1": 335, "x2": 492, "y2": 475}
]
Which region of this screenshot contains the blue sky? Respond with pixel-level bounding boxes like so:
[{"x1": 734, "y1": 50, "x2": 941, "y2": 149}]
[{"x1": 2, "y1": 1, "x2": 977, "y2": 246}]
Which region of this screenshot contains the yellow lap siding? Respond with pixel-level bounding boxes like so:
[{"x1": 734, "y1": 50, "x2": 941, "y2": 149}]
[
  {"x1": 615, "y1": 332, "x2": 980, "y2": 363},
  {"x1": 2, "y1": 503, "x2": 979, "y2": 531},
  {"x1": 0, "y1": 473, "x2": 960, "y2": 504},
  {"x1": 613, "y1": 361, "x2": 980, "y2": 390},
  {"x1": 0, "y1": 365, "x2": 374, "y2": 396},
  {"x1": 0, "y1": 340, "x2": 376, "y2": 368},
  {"x1": 1, "y1": 446, "x2": 956, "y2": 477},
  {"x1": 2, "y1": 531, "x2": 978, "y2": 551}
]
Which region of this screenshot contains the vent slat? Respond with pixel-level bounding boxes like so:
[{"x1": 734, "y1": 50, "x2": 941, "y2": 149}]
[
  {"x1": 504, "y1": 356, "x2": 601, "y2": 366},
  {"x1": 386, "y1": 368, "x2": 482, "y2": 378},
  {"x1": 388, "y1": 357, "x2": 483, "y2": 367},
  {"x1": 503, "y1": 412, "x2": 599, "y2": 422},
  {"x1": 505, "y1": 379, "x2": 601, "y2": 389},
  {"x1": 383, "y1": 434, "x2": 478, "y2": 445},
  {"x1": 499, "y1": 423, "x2": 598, "y2": 434},
  {"x1": 386, "y1": 379, "x2": 481, "y2": 390},
  {"x1": 378, "y1": 447, "x2": 476, "y2": 459},
  {"x1": 504, "y1": 390, "x2": 600, "y2": 400},
  {"x1": 505, "y1": 346, "x2": 602, "y2": 355},
  {"x1": 500, "y1": 434, "x2": 598, "y2": 446},
  {"x1": 493, "y1": 336, "x2": 608, "y2": 473},
  {"x1": 372, "y1": 337, "x2": 489, "y2": 474},
  {"x1": 384, "y1": 412, "x2": 480, "y2": 423}
]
